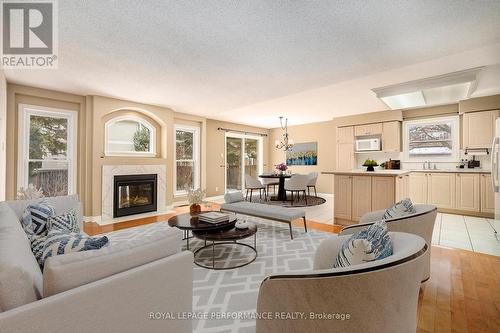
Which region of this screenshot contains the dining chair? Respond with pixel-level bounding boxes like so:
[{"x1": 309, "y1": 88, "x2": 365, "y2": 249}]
[
  {"x1": 245, "y1": 175, "x2": 266, "y2": 202},
  {"x1": 261, "y1": 172, "x2": 279, "y2": 195},
  {"x1": 284, "y1": 174, "x2": 309, "y2": 205},
  {"x1": 307, "y1": 172, "x2": 319, "y2": 197}
]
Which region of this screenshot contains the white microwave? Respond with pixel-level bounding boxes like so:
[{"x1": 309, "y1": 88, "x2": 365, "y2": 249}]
[{"x1": 356, "y1": 138, "x2": 381, "y2": 152}]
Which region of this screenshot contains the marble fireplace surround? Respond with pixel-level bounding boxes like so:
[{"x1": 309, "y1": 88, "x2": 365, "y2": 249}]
[{"x1": 102, "y1": 165, "x2": 167, "y2": 221}]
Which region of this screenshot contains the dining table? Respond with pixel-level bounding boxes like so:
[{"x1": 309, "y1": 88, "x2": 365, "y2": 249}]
[{"x1": 258, "y1": 173, "x2": 292, "y2": 201}]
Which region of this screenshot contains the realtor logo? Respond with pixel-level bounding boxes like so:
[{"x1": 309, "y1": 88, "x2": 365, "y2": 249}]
[{"x1": 1, "y1": 0, "x2": 58, "y2": 68}]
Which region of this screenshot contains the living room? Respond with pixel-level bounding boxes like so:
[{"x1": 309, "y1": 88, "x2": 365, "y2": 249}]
[{"x1": 1, "y1": 1, "x2": 500, "y2": 333}]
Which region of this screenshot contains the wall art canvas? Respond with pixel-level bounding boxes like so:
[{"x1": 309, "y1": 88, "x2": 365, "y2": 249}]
[{"x1": 286, "y1": 142, "x2": 318, "y2": 165}]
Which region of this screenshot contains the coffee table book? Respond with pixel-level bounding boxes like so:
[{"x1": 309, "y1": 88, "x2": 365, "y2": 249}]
[{"x1": 198, "y1": 212, "x2": 231, "y2": 224}]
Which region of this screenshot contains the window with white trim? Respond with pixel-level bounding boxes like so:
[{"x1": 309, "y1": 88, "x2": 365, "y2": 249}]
[
  {"x1": 18, "y1": 105, "x2": 77, "y2": 197},
  {"x1": 175, "y1": 125, "x2": 200, "y2": 195},
  {"x1": 105, "y1": 116, "x2": 156, "y2": 156}
]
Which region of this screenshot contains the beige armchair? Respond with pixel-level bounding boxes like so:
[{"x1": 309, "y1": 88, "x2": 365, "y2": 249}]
[
  {"x1": 256, "y1": 232, "x2": 427, "y2": 333},
  {"x1": 340, "y1": 204, "x2": 437, "y2": 282},
  {"x1": 245, "y1": 174, "x2": 266, "y2": 202},
  {"x1": 284, "y1": 174, "x2": 309, "y2": 205}
]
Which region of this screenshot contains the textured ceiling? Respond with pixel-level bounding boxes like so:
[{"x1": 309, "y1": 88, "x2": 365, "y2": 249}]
[{"x1": 4, "y1": 0, "x2": 500, "y2": 128}]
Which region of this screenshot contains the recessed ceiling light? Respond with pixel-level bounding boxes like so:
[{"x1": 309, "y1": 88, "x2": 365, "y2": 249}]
[
  {"x1": 372, "y1": 67, "x2": 483, "y2": 109},
  {"x1": 380, "y1": 91, "x2": 426, "y2": 109}
]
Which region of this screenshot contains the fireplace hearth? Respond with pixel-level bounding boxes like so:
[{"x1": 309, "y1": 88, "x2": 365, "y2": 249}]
[{"x1": 113, "y1": 174, "x2": 157, "y2": 218}]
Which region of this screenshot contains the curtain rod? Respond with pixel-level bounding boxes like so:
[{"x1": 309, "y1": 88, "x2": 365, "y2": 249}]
[{"x1": 217, "y1": 127, "x2": 268, "y2": 137}]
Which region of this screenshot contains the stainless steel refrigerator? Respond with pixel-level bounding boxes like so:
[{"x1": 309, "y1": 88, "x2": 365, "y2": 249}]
[{"x1": 491, "y1": 118, "x2": 500, "y2": 239}]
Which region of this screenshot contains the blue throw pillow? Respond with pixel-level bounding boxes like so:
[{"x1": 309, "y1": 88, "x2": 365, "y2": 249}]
[
  {"x1": 334, "y1": 220, "x2": 393, "y2": 268},
  {"x1": 41, "y1": 230, "x2": 109, "y2": 267},
  {"x1": 47, "y1": 209, "x2": 80, "y2": 233},
  {"x1": 382, "y1": 198, "x2": 416, "y2": 220},
  {"x1": 21, "y1": 200, "x2": 56, "y2": 238}
]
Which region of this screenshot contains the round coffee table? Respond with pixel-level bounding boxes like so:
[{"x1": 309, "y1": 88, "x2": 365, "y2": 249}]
[
  {"x1": 192, "y1": 223, "x2": 258, "y2": 270},
  {"x1": 168, "y1": 212, "x2": 237, "y2": 250}
]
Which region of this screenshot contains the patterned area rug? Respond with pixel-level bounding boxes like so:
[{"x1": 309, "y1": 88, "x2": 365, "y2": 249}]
[
  {"x1": 246, "y1": 194, "x2": 326, "y2": 207},
  {"x1": 189, "y1": 216, "x2": 333, "y2": 333}
]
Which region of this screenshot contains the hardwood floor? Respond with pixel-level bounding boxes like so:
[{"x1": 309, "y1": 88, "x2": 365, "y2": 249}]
[{"x1": 83, "y1": 207, "x2": 500, "y2": 333}]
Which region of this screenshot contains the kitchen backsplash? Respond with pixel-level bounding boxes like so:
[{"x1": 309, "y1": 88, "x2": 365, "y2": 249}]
[{"x1": 355, "y1": 151, "x2": 491, "y2": 171}]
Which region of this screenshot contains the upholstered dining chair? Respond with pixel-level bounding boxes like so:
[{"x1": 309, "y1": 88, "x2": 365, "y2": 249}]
[
  {"x1": 244, "y1": 175, "x2": 266, "y2": 202},
  {"x1": 261, "y1": 172, "x2": 279, "y2": 195},
  {"x1": 284, "y1": 174, "x2": 309, "y2": 205},
  {"x1": 339, "y1": 204, "x2": 437, "y2": 282},
  {"x1": 306, "y1": 172, "x2": 318, "y2": 197},
  {"x1": 256, "y1": 232, "x2": 428, "y2": 333}
]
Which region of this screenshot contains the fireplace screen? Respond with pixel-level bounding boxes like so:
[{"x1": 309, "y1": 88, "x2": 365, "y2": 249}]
[{"x1": 113, "y1": 174, "x2": 157, "y2": 218}]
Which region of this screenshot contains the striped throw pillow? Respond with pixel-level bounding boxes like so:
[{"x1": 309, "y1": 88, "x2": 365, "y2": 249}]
[
  {"x1": 41, "y1": 230, "x2": 109, "y2": 267},
  {"x1": 382, "y1": 198, "x2": 416, "y2": 220},
  {"x1": 334, "y1": 220, "x2": 393, "y2": 268},
  {"x1": 21, "y1": 201, "x2": 56, "y2": 238},
  {"x1": 47, "y1": 209, "x2": 80, "y2": 233}
]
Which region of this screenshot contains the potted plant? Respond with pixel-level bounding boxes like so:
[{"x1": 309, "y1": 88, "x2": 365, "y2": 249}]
[
  {"x1": 275, "y1": 162, "x2": 288, "y2": 175},
  {"x1": 362, "y1": 159, "x2": 379, "y2": 172},
  {"x1": 186, "y1": 187, "x2": 206, "y2": 214}
]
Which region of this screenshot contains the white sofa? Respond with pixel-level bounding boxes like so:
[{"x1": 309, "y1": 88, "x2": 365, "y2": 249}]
[
  {"x1": 256, "y1": 232, "x2": 427, "y2": 333},
  {"x1": 0, "y1": 195, "x2": 193, "y2": 333}
]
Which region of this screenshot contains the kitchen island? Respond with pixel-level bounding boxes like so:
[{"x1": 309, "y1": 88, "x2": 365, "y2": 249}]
[
  {"x1": 323, "y1": 170, "x2": 410, "y2": 225},
  {"x1": 324, "y1": 168, "x2": 493, "y2": 225}
]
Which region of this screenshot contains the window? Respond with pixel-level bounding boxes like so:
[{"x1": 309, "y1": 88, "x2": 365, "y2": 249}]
[
  {"x1": 174, "y1": 125, "x2": 200, "y2": 195},
  {"x1": 18, "y1": 105, "x2": 77, "y2": 197},
  {"x1": 403, "y1": 116, "x2": 459, "y2": 162},
  {"x1": 105, "y1": 116, "x2": 156, "y2": 156}
]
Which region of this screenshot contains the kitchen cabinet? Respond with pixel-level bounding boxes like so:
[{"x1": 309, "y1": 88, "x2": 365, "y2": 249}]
[
  {"x1": 352, "y1": 176, "x2": 372, "y2": 221},
  {"x1": 456, "y1": 174, "x2": 480, "y2": 212},
  {"x1": 480, "y1": 174, "x2": 495, "y2": 214},
  {"x1": 337, "y1": 126, "x2": 354, "y2": 143},
  {"x1": 409, "y1": 173, "x2": 428, "y2": 204},
  {"x1": 334, "y1": 175, "x2": 352, "y2": 220},
  {"x1": 354, "y1": 123, "x2": 383, "y2": 137},
  {"x1": 428, "y1": 173, "x2": 456, "y2": 209},
  {"x1": 372, "y1": 176, "x2": 395, "y2": 211},
  {"x1": 396, "y1": 174, "x2": 410, "y2": 201},
  {"x1": 382, "y1": 121, "x2": 401, "y2": 152},
  {"x1": 462, "y1": 110, "x2": 499, "y2": 149},
  {"x1": 336, "y1": 126, "x2": 355, "y2": 171}
]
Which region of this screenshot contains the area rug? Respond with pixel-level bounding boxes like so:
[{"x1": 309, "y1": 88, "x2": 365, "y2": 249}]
[
  {"x1": 246, "y1": 194, "x2": 326, "y2": 207},
  {"x1": 188, "y1": 216, "x2": 333, "y2": 333}
]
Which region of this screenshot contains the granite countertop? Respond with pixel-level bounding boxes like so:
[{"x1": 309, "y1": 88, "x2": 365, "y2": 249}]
[
  {"x1": 408, "y1": 169, "x2": 491, "y2": 174},
  {"x1": 322, "y1": 169, "x2": 411, "y2": 176},
  {"x1": 322, "y1": 168, "x2": 491, "y2": 176}
]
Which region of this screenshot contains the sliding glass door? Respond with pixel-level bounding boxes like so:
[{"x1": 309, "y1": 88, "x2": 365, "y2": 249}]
[{"x1": 225, "y1": 134, "x2": 263, "y2": 192}]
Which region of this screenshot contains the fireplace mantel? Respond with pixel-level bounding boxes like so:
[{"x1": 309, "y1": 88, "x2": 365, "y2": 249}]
[{"x1": 102, "y1": 165, "x2": 167, "y2": 221}]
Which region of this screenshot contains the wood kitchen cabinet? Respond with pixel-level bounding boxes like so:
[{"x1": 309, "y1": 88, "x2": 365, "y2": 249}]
[
  {"x1": 409, "y1": 173, "x2": 428, "y2": 204},
  {"x1": 334, "y1": 175, "x2": 352, "y2": 220},
  {"x1": 354, "y1": 123, "x2": 383, "y2": 137},
  {"x1": 480, "y1": 174, "x2": 495, "y2": 214},
  {"x1": 382, "y1": 121, "x2": 401, "y2": 152},
  {"x1": 396, "y1": 174, "x2": 410, "y2": 201},
  {"x1": 462, "y1": 110, "x2": 499, "y2": 149},
  {"x1": 428, "y1": 173, "x2": 456, "y2": 209},
  {"x1": 336, "y1": 126, "x2": 355, "y2": 171},
  {"x1": 352, "y1": 176, "x2": 372, "y2": 221},
  {"x1": 456, "y1": 174, "x2": 480, "y2": 212},
  {"x1": 372, "y1": 176, "x2": 395, "y2": 211}
]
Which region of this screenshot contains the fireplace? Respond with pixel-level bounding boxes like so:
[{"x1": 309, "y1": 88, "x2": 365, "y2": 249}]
[{"x1": 113, "y1": 174, "x2": 157, "y2": 218}]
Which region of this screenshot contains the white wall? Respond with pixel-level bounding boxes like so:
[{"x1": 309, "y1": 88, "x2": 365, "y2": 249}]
[{"x1": 0, "y1": 70, "x2": 6, "y2": 201}]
